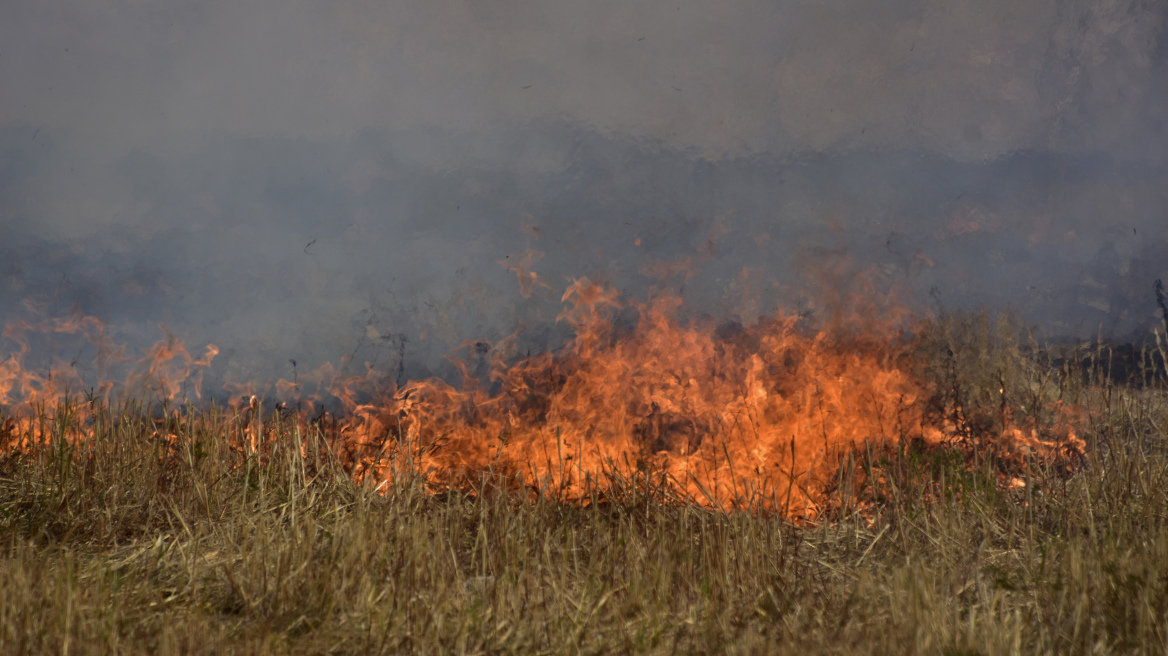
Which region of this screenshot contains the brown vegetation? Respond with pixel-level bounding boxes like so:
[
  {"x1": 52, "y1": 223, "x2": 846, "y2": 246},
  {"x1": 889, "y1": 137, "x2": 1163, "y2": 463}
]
[{"x1": 1, "y1": 311, "x2": 1166, "y2": 654}]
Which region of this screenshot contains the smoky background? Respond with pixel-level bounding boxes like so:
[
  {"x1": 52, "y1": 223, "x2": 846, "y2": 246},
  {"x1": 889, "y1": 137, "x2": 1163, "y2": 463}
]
[{"x1": 1, "y1": 0, "x2": 1166, "y2": 399}]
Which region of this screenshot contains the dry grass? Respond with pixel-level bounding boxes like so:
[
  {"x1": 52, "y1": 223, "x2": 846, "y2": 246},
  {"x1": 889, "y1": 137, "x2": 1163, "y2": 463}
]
[{"x1": 2, "y1": 312, "x2": 1168, "y2": 655}]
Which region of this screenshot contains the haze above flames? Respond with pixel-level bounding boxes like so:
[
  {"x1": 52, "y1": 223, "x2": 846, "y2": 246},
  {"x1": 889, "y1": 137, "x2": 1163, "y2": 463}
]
[{"x1": 0, "y1": 0, "x2": 1165, "y2": 380}]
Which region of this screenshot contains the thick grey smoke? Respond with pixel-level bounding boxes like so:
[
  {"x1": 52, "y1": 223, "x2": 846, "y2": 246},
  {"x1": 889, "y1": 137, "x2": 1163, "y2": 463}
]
[{"x1": 1, "y1": 0, "x2": 1166, "y2": 389}]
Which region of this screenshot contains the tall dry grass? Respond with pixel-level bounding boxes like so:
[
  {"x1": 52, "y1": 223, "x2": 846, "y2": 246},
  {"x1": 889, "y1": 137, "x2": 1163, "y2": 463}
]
[{"x1": 0, "y1": 311, "x2": 1166, "y2": 654}]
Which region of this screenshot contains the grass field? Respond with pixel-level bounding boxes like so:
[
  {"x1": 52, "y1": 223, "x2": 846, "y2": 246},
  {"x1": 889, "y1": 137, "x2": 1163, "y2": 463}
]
[{"x1": 2, "y1": 311, "x2": 1167, "y2": 655}]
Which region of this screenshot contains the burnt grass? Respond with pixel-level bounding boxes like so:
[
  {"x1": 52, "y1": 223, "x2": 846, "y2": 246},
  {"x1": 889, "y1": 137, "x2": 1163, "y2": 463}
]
[{"x1": 1, "y1": 311, "x2": 1168, "y2": 655}]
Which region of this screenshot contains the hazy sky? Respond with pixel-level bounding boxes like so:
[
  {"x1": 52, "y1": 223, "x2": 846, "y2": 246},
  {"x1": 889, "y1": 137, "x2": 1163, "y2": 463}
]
[{"x1": 1, "y1": 0, "x2": 1166, "y2": 384}]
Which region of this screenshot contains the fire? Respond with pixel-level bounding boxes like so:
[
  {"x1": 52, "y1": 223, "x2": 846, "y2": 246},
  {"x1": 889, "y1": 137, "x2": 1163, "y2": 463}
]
[
  {"x1": 0, "y1": 315, "x2": 218, "y2": 413},
  {"x1": 0, "y1": 315, "x2": 218, "y2": 450},
  {"x1": 0, "y1": 275, "x2": 1086, "y2": 520},
  {"x1": 332, "y1": 277, "x2": 937, "y2": 517}
]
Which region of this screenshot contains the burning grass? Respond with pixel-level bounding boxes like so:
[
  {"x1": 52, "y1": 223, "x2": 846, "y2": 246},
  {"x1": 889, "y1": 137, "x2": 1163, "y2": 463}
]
[
  {"x1": 1, "y1": 277, "x2": 1086, "y2": 519},
  {"x1": 1, "y1": 304, "x2": 1166, "y2": 653}
]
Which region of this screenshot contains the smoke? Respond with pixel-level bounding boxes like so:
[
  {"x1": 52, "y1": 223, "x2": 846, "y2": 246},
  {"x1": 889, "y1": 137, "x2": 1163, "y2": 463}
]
[{"x1": 1, "y1": 0, "x2": 1166, "y2": 386}]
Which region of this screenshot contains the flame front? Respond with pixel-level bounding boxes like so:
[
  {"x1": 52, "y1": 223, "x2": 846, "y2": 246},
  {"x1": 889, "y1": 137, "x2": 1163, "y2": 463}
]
[
  {"x1": 338, "y1": 278, "x2": 935, "y2": 516},
  {"x1": 0, "y1": 278, "x2": 1086, "y2": 520}
]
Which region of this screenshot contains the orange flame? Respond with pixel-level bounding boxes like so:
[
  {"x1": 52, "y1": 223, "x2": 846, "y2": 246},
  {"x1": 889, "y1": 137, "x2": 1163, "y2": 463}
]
[
  {"x1": 328, "y1": 277, "x2": 940, "y2": 517},
  {"x1": 0, "y1": 315, "x2": 217, "y2": 451},
  {"x1": 0, "y1": 275, "x2": 1086, "y2": 519}
]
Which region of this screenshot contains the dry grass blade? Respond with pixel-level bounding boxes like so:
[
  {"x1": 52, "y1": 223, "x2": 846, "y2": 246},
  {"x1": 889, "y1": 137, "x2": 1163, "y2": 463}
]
[{"x1": 0, "y1": 311, "x2": 1166, "y2": 654}]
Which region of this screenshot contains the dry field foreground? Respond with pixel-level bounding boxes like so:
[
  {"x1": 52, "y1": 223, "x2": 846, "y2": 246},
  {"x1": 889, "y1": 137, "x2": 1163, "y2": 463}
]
[{"x1": 1, "y1": 313, "x2": 1168, "y2": 655}]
